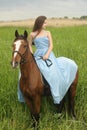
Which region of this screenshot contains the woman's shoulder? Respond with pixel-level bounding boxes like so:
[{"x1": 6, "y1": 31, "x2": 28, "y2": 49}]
[
  {"x1": 30, "y1": 32, "x2": 35, "y2": 38},
  {"x1": 45, "y1": 30, "x2": 51, "y2": 38},
  {"x1": 44, "y1": 30, "x2": 51, "y2": 36},
  {"x1": 30, "y1": 31, "x2": 39, "y2": 39}
]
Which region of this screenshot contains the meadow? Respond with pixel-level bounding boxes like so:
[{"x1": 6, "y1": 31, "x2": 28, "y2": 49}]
[{"x1": 0, "y1": 25, "x2": 87, "y2": 130}]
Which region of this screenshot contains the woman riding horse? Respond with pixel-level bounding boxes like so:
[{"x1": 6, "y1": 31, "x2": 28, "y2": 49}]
[
  {"x1": 11, "y1": 16, "x2": 78, "y2": 129},
  {"x1": 18, "y1": 16, "x2": 78, "y2": 105}
]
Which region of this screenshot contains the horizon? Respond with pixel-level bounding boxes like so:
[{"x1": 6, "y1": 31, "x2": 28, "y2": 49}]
[{"x1": 0, "y1": 16, "x2": 86, "y2": 23}]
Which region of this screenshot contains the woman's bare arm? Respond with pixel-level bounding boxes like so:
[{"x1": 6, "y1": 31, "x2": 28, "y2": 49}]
[
  {"x1": 28, "y1": 33, "x2": 33, "y2": 53},
  {"x1": 43, "y1": 31, "x2": 53, "y2": 60}
]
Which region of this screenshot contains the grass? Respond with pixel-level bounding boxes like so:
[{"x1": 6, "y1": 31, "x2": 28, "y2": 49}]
[{"x1": 0, "y1": 25, "x2": 87, "y2": 130}]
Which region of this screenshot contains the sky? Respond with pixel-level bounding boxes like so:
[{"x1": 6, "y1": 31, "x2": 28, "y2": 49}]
[{"x1": 0, "y1": 0, "x2": 87, "y2": 21}]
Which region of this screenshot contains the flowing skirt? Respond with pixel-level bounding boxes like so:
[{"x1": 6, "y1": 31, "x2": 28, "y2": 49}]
[
  {"x1": 34, "y1": 52, "x2": 78, "y2": 104},
  {"x1": 18, "y1": 51, "x2": 78, "y2": 104}
]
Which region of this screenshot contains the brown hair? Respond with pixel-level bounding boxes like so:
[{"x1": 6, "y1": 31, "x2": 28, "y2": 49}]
[{"x1": 32, "y1": 16, "x2": 47, "y2": 32}]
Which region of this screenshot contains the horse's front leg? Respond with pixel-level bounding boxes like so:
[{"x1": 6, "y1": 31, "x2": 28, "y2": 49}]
[
  {"x1": 32, "y1": 94, "x2": 41, "y2": 129},
  {"x1": 25, "y1": 94, "x2": 41, "y2": 129}
]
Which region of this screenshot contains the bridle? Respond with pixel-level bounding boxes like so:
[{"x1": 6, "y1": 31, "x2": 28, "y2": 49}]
[{"x1": 12, "y1": 44, "x2": 28, "y2": 64}]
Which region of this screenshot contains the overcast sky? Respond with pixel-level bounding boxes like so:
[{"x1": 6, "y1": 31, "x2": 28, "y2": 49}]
[{"x1": 0, "y1": 0, "x2": 87, "y2": 21}]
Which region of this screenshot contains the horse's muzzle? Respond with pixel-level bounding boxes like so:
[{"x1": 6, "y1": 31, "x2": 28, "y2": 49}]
[{"x1": 10, "y1": 61, "x2": 19, "y2": 68}]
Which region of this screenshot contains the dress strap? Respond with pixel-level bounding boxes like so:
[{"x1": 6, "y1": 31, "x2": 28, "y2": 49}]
[{"x1": 32, "y1": 31, "x2": 40, "y2": 45}]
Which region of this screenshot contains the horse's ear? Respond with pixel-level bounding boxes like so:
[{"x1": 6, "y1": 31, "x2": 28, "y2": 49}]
[
  {"x1": 24, "y1": 30, "x2": 28, "y2": 39},
  {"x1": 15, "y1": 30, "x2": 19, "y2": 38}
]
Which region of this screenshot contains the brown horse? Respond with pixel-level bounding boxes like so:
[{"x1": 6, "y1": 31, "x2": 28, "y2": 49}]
[{"x1": 11, "y1": 30, "x2": 78, "y2": 129}]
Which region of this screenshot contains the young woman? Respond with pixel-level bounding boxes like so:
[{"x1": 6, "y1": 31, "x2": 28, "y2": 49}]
[{"x1": 18, "y1": 16, "x2": 78, "y2": 104}]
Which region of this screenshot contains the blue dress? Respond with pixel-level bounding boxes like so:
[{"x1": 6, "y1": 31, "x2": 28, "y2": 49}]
[{"x1": 18, "y1": 36, "x2": 78, "y2": 104}]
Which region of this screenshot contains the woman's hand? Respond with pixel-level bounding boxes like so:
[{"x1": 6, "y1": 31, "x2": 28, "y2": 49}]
[{"x1": 43, "y1": 54, "x2": 49, "y2": 60}]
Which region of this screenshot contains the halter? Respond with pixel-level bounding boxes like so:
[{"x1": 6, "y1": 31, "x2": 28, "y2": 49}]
[{"x1": 12, "y1": 45, "x2": 28, "y2": 64}]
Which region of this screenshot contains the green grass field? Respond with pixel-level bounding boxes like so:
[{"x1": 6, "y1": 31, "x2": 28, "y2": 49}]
[{"x1": 0, "y1": 25, "x2": 87, "y2": 130}]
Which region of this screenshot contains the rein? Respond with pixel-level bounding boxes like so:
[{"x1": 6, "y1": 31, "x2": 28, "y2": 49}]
[{"x1": 36, "y1": 56, "x2": 53, "y2": 67}]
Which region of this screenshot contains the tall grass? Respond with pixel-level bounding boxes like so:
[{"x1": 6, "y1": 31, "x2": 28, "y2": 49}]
[{"x1": 0, "y1": 26, "x2": 87, "y2": 130}]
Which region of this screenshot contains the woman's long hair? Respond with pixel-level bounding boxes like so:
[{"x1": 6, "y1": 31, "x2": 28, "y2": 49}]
[
  {"x1": 32, "y1": 16, "x2": 47, "y2": 32},
  {"x1": 32, "y1": 16, "x2": 47, "y2": 45}
]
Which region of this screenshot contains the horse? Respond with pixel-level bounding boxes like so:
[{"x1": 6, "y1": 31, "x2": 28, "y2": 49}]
[{"x1": 11, "y1": 30, "x2": 78, "y2": 129}]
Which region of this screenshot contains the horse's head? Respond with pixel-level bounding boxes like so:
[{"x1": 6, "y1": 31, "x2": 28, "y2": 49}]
[{"x1": 11, "y1": 30, "x2": 28, "y2": 68}]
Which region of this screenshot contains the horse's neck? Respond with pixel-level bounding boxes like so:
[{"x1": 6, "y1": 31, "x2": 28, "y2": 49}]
[{"x1": 20, "y1": 50, "x2": 39, "y2": 77}]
